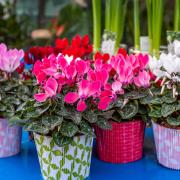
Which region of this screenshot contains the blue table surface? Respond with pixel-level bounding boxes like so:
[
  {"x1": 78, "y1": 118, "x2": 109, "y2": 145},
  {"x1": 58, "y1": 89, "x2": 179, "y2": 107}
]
[{"x1": 0, "y1": 128, "x2": 180, "y2": 180}]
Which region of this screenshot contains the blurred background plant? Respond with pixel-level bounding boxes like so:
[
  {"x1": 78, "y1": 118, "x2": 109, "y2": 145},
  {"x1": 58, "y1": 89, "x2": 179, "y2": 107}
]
[
  {"x1": 0, "y1": 0, "x2": 31, "y2": 48},
  {"x1": 0, "y1": 0, "x2": 178, "y2": 50}
]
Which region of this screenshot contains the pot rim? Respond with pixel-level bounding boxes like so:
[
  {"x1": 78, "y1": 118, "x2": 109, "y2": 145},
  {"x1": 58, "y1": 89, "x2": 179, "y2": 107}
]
[
  {"x1": 152, "y1": 120, "x2": 180, "y2": 131},
  {"x1": 109, "y1": 119, "x2": 143, "y2": 125},
  {"x1": 33, "y1": 132, "x2": 93, "y2": 139}
]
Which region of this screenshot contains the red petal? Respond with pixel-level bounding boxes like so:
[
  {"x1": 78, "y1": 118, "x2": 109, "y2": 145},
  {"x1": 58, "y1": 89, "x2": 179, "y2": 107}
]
[{"x1": 117, "y1": 48, "x2": 127, "y2": 58}]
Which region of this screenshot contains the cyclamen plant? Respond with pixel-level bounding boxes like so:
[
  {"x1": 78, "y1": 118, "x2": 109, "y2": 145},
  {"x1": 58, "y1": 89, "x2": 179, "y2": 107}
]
[
  {"x1": 0, "y1": 43, "x2": 32, "y2": 119},
  {"x1": 11, "y1": 48, "x2": 151, "y2": 146},
  {"x1": 143, "y1": 43, "x2": 180, "y2": 128}
]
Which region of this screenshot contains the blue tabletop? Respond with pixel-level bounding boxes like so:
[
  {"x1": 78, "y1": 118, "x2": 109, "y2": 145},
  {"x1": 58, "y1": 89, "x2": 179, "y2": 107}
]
[{"x1": 0, "y1": 128, "x2": 180, "y2": 180}]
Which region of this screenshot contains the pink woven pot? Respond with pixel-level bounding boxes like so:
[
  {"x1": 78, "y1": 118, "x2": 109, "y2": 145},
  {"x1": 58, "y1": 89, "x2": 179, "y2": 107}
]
[
  {"x1": 94, "y1": 120, "x2": 145, "y2": 163},
  {"x1": 153, "y1": 121, "x2": 180, "y2": 170},
  {"x1": 0, "y1": 118, "x2": 22, "y2": 157}
]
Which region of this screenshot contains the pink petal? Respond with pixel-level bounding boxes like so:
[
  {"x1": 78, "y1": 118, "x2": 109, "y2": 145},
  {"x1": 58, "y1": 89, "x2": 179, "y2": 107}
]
[
  {"x1": 98, "y1": 96, "x2": 112, "y2": 110},
  {"x1": 100, "y1": 90, "x2": 113, "y2": 97},
  {"x1": 36, "y1": 72, "x2": 46, "y2": 84},
  {"x1": 79, "y1": 80, "x2": 90, "y2": 97},
  {"x1": 43, "y1": 67, "x2": 57, "y2": 76},
  {"x1": 58, "y1": 56, "x2": 68, "y2": 69},
  {"x1": 87, "y1": 70, "x2": 96, "y2": 81},
  {"x1": 76, "y1": 60, "x2": 89, "y2": 75},
  {"x1": 44, "y1": 77, "x2": 58, "y2": 96},
  {"x1": 96, "y1": 69, "x2": 109, "y2": 86},
  {"x1": 129, "y1": 54, "x2": 139, "y2": 69},
  {"x1": 65, "y1": 65, "x2": 77, "y2": 79},
  {"x1": 77, "y1": 100, "x2": 87, "y2": 112},
  {"x1": 64, "y1": 92, "x2": 79, "y2": 104},
  {"x1": 112, "y1": 81, "x2": 124, "y2": 94},
  {"x1": 89, "y1": 81, "x2": 101, "y2": 96},
  {"x1": 94, "y1": 59, "x2": 103, "y2": 71},
  {"x1": 138, "y1": 53, "x2": 149, "y2": 69},
  {"x1": 134, "y1": 70, "x2": 150, "y2": 88},
  {"x1": 104, "y1": 83, "x2": 111, "y2": 90},
  {"x1": 0, "y1": 43, "x2": 7, "y2": 53},
  {"x1": 34, "y1": 93, "x2": 47, "y2": 102},
  {"x1": 33, "y1": 60, "x2": 43, "y2": 76}
]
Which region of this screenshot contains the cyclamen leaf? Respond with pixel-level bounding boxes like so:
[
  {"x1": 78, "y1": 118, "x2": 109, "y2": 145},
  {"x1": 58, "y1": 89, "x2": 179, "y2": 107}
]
[
  {"x1": 114, "y1": 97, "x2": 124, "y2": 108},
  {"x1": 0, "y1": 104, "x2": 6, "y2": 111},
  {"x1": 167, "y1": 116, "x2": 180, "y2": 126},
  {"x1": 149, "y1": 107, "x2": 162, "y2": 118},
  {"x1": 96, "y1": 116, "x2": 112, "y2": 129},
  {"x1": 124, "y1": 90, "x2": 148, "y2": 100},
  {"x1": 42, "y1": 116, "x2": 63, "y2": 130},
  {"x1": 118, "y1": 101, "x2": 138, "y2": 119},
  {"x1": 140, "y1": 95, "x2": 162, "y2": 105},
  {"x1": 70, "y1": 111, "x2": 82, "y2": 124},
  {"x1": 79, "y1": 120, "x2": 95, "y2": 137},
  {"x1": 60, "y1": 122, "x2": 79, "y2": 137},
  {"x1": 161, "y1": 103, "x2": 176, "y2": 117},
  {"x1": 52, "y1": 131, "x2": 73, "y2": 147},
  {"x1": 83, "y1": 111, "x2": 98, "y2": 123},
  {"x1": 162, "y1": 91, "x2": 176, "y2": 104},
  {"x1": 24, "y1": 122, "x2": 49, "y2": 134}
]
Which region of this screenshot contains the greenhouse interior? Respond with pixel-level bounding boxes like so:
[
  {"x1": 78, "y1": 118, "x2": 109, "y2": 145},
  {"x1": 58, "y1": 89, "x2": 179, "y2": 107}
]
[{"x1": 0, "y1": 0, "x2": 180, "y2": 179}]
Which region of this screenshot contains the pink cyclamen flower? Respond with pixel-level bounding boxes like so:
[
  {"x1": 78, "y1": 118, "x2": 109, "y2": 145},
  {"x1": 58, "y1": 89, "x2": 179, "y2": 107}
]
[
  {"x1": 64, "y1": 79, "x2": 101, "y2": 112},
  {"x1": 137, "y1": 53, "x2": 149, "y2": 69},
  {"x1": 134, "y1": 70, "x2": 150, "y2": 88},
  {"x1": 34, "y1": 77, "x2": 58, "y2": 102},
  {"x1": 0, "y1": 43, "x2": 24, "y2": 73},
  {"x1": 112, "y1": 81, "x2": 124, "y2": 94}
]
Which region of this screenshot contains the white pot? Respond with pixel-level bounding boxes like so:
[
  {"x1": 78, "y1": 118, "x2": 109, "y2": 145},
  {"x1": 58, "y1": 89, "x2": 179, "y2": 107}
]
[
  {"x1": 34, "y1": 133, "x2": 93, "y2": 180},
  {"x1": 153, "y1": 121, "x2": 180, "y2": 170}
]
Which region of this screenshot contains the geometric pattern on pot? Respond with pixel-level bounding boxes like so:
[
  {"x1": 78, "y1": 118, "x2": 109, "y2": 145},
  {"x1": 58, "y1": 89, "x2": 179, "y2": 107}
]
[
  {"x1": 34, "y1": 133, "x2": 93, "y2": 180},
  {"x1": 153, "y1": 121, "x2": 180, "y2": 170},
  {"x1": 0, "y1": 118, "x2": 22, "y2": 158}
]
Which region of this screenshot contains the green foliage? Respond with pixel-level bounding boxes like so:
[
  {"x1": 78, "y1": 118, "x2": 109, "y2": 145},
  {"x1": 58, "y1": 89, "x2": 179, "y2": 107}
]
[
  {"x1": 142, "y1": 87, "x2": 180, "y2": 128},
  {"x1": 167, "y1": 116, "x2": 180, "y2": 126},
  {"x1": 12, "y1": 93, "x2": 106, "y2": 147},
  {"x1": 0, "y1": 79, "x2": 33, "y2": 119},
  {"x1": 52, "y1": 131, "x2": 73, "y2": 147},
  {"x1": 111, "y1": 89, "x2": 149, "y2": 122},
  {"x1": 0, "y1": 1, "x2": 31, "y2": 48},
  {"x1": 117, "y1": 100, "x2": 138, "y2": 119}
]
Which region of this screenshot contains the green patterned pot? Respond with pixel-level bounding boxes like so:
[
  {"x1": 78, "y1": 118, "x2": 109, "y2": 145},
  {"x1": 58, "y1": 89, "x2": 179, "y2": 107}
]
[{"x1": 34, "y1": 133, "x2": 93, "y2": 180}]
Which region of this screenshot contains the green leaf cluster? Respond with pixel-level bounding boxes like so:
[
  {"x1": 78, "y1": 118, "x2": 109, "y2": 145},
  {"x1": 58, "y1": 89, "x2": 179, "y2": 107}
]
[
  {"x1": 110, "y1": 89, "x2": 150, "y2": 123},
  {"x1": 0, "y1": 79, "x2": 33, "y2": 119},
  {"x1": 141, "y1": 87, "x2": 180, "y2": 127},
  {"x1": 12, "y1": 94, "x2": 111, "y2": 147}
]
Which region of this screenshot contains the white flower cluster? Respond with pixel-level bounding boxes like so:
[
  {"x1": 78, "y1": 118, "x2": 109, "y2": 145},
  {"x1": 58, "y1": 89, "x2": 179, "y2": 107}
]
[{"x1": 149, "y1": 40, "x2": 180, "y2": 82}]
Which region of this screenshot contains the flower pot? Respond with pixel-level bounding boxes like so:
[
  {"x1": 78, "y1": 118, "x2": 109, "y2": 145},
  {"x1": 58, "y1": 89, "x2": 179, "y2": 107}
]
[
  {"x1": 152, "y1": 121, "x2": 180, "y2": 170},
  {"x1": 34, "y1": 133, "x2": 93, "y2": 180},
  {"x1": 0, "y1": 118, "x2": 22, "y2": 158},
  {"x1": 94, "y1": 120, "x2": 145, "y2": 163}
]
